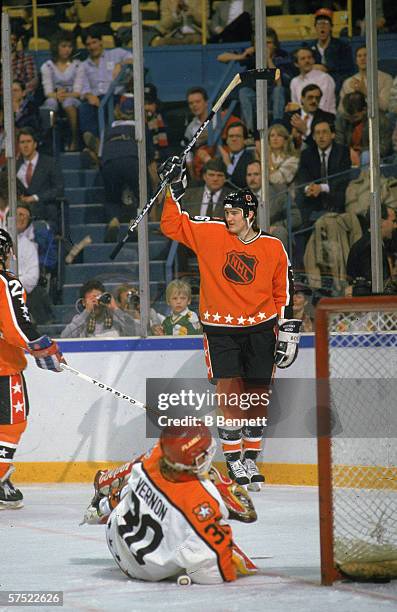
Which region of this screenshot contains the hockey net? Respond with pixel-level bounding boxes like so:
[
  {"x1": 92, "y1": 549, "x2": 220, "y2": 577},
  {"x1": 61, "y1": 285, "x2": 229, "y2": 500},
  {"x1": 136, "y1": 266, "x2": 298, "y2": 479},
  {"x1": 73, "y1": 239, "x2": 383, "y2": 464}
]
[{"x1": 315, "y1": 296, "x2": 397, "y2": 584}]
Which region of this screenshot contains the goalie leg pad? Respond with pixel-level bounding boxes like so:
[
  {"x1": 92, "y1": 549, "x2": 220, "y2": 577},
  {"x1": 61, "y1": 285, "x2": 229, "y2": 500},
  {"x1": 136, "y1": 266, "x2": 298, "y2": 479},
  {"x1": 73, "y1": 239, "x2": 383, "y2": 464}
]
[{"x1": 232, "y1": 543, "x2": 258, "y2": 576}]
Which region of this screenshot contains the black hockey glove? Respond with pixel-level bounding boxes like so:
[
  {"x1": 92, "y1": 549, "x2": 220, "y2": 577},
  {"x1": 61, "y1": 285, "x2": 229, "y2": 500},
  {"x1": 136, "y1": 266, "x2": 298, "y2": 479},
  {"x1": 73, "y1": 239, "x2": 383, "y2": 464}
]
[
  {"x1": 274, "y1": 319, "x2": 302, "y2": 369},
  {"x1": 158, "y1": 155, "x2": 187, "y2": 202}
]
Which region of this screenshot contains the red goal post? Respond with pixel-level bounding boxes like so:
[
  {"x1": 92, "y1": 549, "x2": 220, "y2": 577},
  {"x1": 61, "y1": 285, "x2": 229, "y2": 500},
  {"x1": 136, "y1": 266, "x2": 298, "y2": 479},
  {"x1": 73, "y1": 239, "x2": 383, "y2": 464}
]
[{"x1": 315, "y1": 296, "x2": 397, "y2": 585}]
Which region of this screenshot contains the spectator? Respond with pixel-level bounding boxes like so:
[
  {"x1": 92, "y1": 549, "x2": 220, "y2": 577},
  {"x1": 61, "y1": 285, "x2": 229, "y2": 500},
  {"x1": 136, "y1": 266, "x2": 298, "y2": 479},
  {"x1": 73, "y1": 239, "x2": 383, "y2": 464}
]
[
  {"x1": 338, "y1": 46, "x2": 393, "y2": 114},
  {"x1": 16, "y1": 127, "x2": 64, "y2": 232},
  {"x1": 246, "y1": 159, "x2": 301, "y2": 249},
  {"x1": 0, "y1": 171, "x2": 8, "y2": 228},
  {"x1": 101, "y1": 96, "x2": 157, "y2": 242},
  {"x1": 389, "y1": 76, "x2": 397, "y2": 115},
  {"x1": 115, "y1": 284, "x2": 164, "y2": 335},
  {"x1": 292, "y1": 282, "x2": 314, "y2": 332},
  {"x1": 290, "y1": 47, "x2": 336, "y2": 114},
  {"x1": 79, "y1": 25, "x2": 133, "y2": 152},
  {"x1": 151, "y1": 0, "x2": 208, "y2": 47},
  {"x1": 209, "y1": 0, "x2": 253, "y2": 43},
  {"x1": 162, "y1": 280, "x2": 201, "y2": 336},
  {"x1": 144, "y1": 84, "x2": 169, "y2": 163},
  {"x1": 268, "y1": 124, "x2": 299, "y2": 187},
  {"x1": 0, "y1": 25, "x2": 38, "y2": 97},
  {"x1": 183, "y1": 158, "x2": 233, "y2": 217},
  {"x1": 61, "y1": 279, "x2": 138, "y2": 338},
  {"x1": 12, "y1": 80, "x2": 40, "y2": 132},
  {"x1": 0, "y1": 104, "x2": 5, "y2": 169},
  {"x1": 40, "y1": 31, "x2": 85, "y2": 152},
  {"x1": 183, "y1": 86, "x2": 209, "y2": 181},
  {"x1": 218, "y1": 28, "x2": 294, "y2": 131},
  {"x1": 346, "y1": 204, "x2": 397, "y2": 289},
  {"x1": 307, "y1": 8, "x2": 354, "y2": 93},
  {"x1": 296, "y1": 119, "x2": 351, "y2": 227},
  {"x1": 283, "y1": 83, "x2": 335, "y2": 150},
  {"x1": 15, "y1": 203, "x2": 54, "y2": 325},
  {"x1": 335, "y1": 91, "x2": 392, "y2": 166},
  {"x1": 218, "y1": 121, "x2": 254, "y2": 188}
]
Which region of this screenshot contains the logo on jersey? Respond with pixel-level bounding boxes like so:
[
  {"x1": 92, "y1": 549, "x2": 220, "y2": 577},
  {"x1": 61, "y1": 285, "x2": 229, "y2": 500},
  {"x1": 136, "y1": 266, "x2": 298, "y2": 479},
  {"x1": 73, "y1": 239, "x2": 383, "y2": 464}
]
[
  {"x1": 222, "y1": 251, "x2": 258, "y2": 285},
  {"x1": 193, "y1": 502, "x2": 216, "y2": 522}
]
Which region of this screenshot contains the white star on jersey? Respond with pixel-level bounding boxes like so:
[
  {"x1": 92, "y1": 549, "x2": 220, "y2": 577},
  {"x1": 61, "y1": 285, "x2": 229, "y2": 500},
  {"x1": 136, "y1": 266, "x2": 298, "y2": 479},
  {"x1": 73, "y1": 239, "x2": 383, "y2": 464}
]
[
  {"x1": 14, "y1": 401, "x2": 24, "y2": 412},
  {"x1": 224, "y1": 314, "x2": 234, "y2": 323},
  {"x1": 257, "y1": 312, "x2": 266, "y2": 320},
  {"x1": 197, "y1": 505, "x2": 212, "y2": 519},
  {"x1": 248, "y1": 316, "x2": 256, "y2": 324},
  {"x1": 0, "y1": 448, "x2": 8, "y2": 457},
  {"x1": 203, "y1": 311, "x2": 210, "y2": 320},
  {"x1": 12, "y1": 382, "x2": 22, "y2": 394},
  {"x1": 212, "y1": 312, "x2": 221, "y2": 322},
  {"x1": 237, "y1": 316, "x2": 246, "y2": 324}
]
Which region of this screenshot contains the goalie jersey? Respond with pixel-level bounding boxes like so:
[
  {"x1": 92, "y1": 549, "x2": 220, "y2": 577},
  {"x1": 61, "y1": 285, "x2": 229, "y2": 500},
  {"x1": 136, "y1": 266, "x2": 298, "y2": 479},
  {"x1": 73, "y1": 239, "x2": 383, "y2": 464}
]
[
  {"x1": 160, "y1": 194, "x2": 294, "y2": 332},
  {"x1": 106, "y1": 443, "x2": 237, "y2": 584}
]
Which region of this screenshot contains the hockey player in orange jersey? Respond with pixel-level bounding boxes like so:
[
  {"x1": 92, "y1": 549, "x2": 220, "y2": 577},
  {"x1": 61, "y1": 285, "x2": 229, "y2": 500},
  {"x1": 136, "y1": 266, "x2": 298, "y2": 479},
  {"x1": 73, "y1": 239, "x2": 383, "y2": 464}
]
[
  {"x1": 0, "y1": 229, "x2": 65, "y2": 509},
  {"x1": 159, "y1": 156, "x2": 302, "y2": 489},
  {"x1": 82, "y1": 422, "x2": 258, "y2": 584}
]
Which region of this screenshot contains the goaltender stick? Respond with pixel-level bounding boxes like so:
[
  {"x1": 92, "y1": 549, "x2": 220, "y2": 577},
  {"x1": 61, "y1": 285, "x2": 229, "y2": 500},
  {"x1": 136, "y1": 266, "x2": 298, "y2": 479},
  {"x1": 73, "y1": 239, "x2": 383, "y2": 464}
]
[
  {"x1": 0, "y1": 229, "x2": 64, "y2": 509},
  {"x1": 83, "y1": 422, "x2": 258, "y2": 584},
  {"x1": 159, "y1": 157, "x2": 301, "y2": 488}
]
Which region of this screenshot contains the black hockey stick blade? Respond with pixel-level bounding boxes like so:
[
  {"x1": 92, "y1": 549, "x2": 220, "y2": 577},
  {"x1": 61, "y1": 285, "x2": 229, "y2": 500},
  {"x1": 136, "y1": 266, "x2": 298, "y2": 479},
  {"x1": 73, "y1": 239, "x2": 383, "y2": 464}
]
[{"x1": 240, "y1": 68, "x2": 280, "y2": 86}]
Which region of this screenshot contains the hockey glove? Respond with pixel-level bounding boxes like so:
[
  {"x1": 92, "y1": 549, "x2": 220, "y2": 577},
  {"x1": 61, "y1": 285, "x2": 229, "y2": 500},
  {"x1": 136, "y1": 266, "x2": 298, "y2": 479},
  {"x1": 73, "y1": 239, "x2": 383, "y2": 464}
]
[
  {"x1": 158, "y1": 155, "x2": 187, "y2": 202},
  {"x1": 274, "y1": 319, "x2": 302, "y2": 369},
  {"x1": 28, "y1": 335, "x2": 65, "y2": 372},
  {"x1": 232, "y1": 543, "x2": 258, "y2": 576},
  {"x1": 208, "y1": 466, "x2": 257, "y2": 523}
]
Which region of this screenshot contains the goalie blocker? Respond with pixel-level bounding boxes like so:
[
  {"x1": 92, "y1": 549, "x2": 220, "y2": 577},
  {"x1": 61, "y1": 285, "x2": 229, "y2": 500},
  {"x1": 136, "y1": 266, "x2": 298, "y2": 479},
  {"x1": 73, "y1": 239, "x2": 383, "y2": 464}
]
[{"x1": 82, "y1": 423, "x2": 258, "y2": 584}]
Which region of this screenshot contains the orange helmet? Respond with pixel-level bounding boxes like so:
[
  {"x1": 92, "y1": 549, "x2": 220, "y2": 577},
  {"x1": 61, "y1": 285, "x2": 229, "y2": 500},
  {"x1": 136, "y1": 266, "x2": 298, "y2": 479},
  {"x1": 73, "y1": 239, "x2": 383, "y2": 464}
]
[{"x1": 160, "y1": 422, "x2": 216, "y2": 475}]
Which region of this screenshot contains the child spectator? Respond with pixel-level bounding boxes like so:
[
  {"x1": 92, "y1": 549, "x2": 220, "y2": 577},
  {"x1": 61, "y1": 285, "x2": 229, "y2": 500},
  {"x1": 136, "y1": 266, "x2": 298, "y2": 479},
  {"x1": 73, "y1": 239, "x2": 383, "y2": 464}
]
[{"x1": 162, "y1": 280, "x2": 201, "y2": 336}]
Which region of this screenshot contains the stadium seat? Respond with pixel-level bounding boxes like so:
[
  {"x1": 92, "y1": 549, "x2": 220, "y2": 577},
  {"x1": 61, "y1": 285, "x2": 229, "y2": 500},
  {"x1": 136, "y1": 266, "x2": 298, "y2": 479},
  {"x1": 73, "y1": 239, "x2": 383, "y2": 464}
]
[
  {"x1": 28, "y1": 37, "x2": 50, "y2": 51},
  {"x1": 267, "y1": 15, "x2": 312, "y2": 41}
]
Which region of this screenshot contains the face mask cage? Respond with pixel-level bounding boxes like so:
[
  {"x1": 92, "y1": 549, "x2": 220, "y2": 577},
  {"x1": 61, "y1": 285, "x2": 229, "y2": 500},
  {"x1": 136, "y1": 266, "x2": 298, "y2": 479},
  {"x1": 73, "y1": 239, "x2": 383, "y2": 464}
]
[{"x1": 164, "y1": 438, "x2": 217, "y2": 475}]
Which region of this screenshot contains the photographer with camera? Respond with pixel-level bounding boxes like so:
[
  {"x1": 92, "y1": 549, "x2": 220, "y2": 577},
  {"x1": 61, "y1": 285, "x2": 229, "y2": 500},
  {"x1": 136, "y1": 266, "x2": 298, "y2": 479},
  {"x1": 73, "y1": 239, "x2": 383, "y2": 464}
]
[
  {"x1": 61, "y1": 280, "x2": 138, "y2": 338},
  {"x1": 115, "y1": 283, "x2": 164, "y2": 336}
]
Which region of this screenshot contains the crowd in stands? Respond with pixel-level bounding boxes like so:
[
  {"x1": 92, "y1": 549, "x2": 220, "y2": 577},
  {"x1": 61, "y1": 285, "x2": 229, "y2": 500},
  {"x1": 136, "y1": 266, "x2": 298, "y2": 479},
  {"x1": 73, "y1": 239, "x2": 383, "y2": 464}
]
[{"x1": 1, "y1": 0, "x2": 397, "y2": 338}]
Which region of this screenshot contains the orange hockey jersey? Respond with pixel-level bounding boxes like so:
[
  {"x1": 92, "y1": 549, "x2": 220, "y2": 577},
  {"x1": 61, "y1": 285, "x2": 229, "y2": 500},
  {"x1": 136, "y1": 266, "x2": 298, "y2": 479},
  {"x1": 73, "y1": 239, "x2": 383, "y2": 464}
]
[
  {"x1": 160, "y1": 194, "x2": 294, "y2": 331},
  {"x1": 107, "y1": 442, "x2": 237, "y2": 583},
  {"x1": 0, "y1": 270, "x2": 40, "y2": 375}
]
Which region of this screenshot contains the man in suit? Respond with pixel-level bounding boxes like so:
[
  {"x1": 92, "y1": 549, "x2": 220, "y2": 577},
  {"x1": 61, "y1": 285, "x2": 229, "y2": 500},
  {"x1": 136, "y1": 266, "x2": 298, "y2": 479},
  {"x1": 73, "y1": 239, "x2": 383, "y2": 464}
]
[
  {"x1": 178, "y1": 159, "x2": 233, "y2": 274},
  {"x1": 219, "y1": 122, "x2": 254, "y2": 189},
  {"x1": 282, "y1": 84, "x2": 335, "y2": 150},
  {"x1": 183, "y1": 159, "x2": 233, "y2": 217},
  {"x1": 246, "y1": 160, "x2": 301, "y2": 249},
  {"x1": 296, "y1": 119, "x2": 351, "y2": 228},
  {"x1": 16, "y1": 127, "x2": 64, "y2": 232},
  {"x1": 209, "y1": 0, "x2": 253, "y2": 43}
]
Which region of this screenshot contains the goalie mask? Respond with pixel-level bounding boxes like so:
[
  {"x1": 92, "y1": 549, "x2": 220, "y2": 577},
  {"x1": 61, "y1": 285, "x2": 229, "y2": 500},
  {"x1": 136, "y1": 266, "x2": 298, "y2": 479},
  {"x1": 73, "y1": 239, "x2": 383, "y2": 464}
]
[
  {"x1": 0, "y1": 229, "x2": 13, "y2": 267},
  {"x1": 160, "y1": 423, "x2": 216, "y2": 475}
]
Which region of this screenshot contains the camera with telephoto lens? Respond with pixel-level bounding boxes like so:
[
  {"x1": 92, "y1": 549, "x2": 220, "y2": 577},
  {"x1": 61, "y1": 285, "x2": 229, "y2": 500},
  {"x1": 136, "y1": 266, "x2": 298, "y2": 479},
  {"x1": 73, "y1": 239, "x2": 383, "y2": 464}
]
[
  {"x1": 126, "y1": 290, "x2": 140, "y2": 309},
  {"x1": 352, "y1": 277, "x2": 372, "y2": 297},
  {"x1": 97, "y1": 292, "x2": 112, "y2": 305}
]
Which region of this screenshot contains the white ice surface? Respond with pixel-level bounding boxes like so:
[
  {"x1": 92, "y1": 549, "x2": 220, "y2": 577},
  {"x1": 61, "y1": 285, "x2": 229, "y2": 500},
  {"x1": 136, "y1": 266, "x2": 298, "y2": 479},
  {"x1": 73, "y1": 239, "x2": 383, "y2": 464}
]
[{"x1": 1, "y1": 484, "x2": 397, "y2": 612}]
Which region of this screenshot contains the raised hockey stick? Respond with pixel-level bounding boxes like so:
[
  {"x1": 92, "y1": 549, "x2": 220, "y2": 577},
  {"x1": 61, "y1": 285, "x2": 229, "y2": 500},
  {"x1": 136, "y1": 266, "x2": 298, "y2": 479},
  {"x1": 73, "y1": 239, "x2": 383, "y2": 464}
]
[
  {"x1": 110, "y1": 67, "x2": 280, "y2": 260},
  {"x1": 60, "y1": 363, "x2": 153, "y2": 413}
]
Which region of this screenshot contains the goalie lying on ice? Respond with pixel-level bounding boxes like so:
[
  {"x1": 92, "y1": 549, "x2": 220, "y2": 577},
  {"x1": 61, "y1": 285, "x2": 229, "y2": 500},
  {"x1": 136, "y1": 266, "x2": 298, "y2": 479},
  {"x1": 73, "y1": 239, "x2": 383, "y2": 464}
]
[{"x1": 82, "y1": 423, "x2": 258, "y2": 584}]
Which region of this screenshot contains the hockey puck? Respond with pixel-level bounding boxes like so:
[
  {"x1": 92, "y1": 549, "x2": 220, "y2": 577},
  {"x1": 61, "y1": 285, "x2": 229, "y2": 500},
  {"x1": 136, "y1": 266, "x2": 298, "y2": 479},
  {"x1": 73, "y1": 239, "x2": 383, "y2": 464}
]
[{"x1": 177, "y1": 575, "x2": 192, "y2": 586}]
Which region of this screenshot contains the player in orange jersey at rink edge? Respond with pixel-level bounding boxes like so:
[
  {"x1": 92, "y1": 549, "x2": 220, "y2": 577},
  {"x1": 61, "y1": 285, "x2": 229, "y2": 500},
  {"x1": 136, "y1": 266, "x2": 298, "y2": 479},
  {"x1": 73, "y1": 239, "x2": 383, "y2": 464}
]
[
  {"x1": 159, "y1": 156, "x2": 302, "y2": 489},
  {"x1": 0, "y1": 229, "x2": 65, "y2": 509}
]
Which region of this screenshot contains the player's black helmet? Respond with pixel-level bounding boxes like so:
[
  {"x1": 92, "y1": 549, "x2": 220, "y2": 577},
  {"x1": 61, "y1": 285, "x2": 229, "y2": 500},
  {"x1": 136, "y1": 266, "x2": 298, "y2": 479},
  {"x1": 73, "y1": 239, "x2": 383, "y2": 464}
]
[
  {"x1": 223, "y1": 189, "x2": 258, "y2": 218},
  {"x1": 0, "y1": 228, "x2": 13, "y2": 265}
]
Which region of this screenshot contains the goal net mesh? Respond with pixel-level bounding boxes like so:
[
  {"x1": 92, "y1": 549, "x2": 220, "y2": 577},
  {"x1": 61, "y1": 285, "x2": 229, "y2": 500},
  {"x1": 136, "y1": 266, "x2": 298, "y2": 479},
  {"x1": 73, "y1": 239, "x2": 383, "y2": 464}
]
[{"x1": 327, "y1": 309, "x2": 397, "y2": 580}]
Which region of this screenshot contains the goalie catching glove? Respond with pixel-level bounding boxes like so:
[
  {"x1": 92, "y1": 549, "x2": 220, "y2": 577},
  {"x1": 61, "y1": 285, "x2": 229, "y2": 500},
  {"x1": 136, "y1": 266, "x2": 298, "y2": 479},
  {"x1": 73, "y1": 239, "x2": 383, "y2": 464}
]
[
  {"x1": 27, "y1": 335, "x2": 65, "y2": 372},
  {"x1": 158, "y1": 155, "x2": 187, "y2": 202},
  {"x1": 208, "y1": 465, "x2": 257, "y2": 523},
  {"x1": 274, "y1": 319, "x2": 302, "y2": 369}
]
